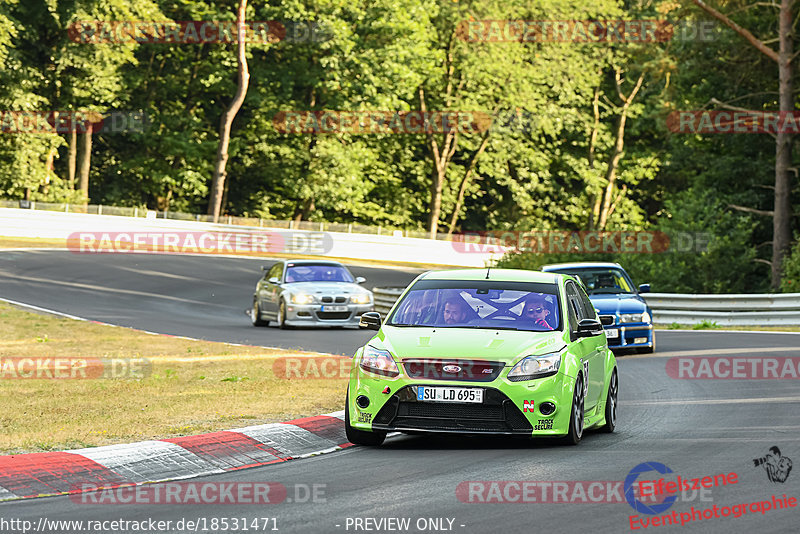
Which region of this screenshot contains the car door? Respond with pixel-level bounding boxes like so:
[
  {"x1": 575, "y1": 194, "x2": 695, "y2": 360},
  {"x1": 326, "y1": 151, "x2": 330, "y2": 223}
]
[
  {"x1": 576, "y1": 283, "x2": 607, "y2": 410},
  {"x1": 262, "y1": 263, "x2": 284, "y2": 317},
  {"x1": 565, "y1": 281, "x2": 602, "y2": 412}
]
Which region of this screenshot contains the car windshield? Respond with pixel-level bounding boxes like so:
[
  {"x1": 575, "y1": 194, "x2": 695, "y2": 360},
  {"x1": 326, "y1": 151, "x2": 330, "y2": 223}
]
[
  {"x1": 550, "y1": 268, "x2": 634, "y2": 295},
  {"x1": 285, "y1": 264, "x2": 354, "y2": 283},
  {"x1": 387, "y1": 282, "x2": 560, "y2": 331}
]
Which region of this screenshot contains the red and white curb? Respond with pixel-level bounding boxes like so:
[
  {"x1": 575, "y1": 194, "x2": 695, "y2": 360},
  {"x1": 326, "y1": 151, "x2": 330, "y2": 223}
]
[{"x1": 0, "y1": 412, "x2": 350, "y2": 502}]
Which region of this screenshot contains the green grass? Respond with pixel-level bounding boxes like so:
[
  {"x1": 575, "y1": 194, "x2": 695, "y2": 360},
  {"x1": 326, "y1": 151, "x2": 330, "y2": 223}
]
[{"x1": 0, "y1": 301, "x2": 349, "y2": 454}]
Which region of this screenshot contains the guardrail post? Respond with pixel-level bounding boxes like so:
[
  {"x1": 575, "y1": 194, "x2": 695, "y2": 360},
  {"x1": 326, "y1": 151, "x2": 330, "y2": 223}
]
[
  {"x1": 65, "y1": 203, "x2": 69, "y2": 213},
  {"x1": 289, "y1": 220, "x2": 294, "y2": 229},
  {"x1": 348, "y1": 223, "x2": 352, "y2": 233},
  {"x1": 134, "y1": 207, "x2": 137, "y2": 217}
]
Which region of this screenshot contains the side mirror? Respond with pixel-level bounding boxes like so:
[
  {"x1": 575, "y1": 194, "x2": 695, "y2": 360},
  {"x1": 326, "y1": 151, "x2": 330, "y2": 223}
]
[
  {"x1": 638, "y1": 283, "x2": 651, "y2": 293},
  {"x1": 268, "y1": 277, "x2": 280, "y2": 284},
  {"x1": 359, "y1": 312, "x2": 381, "y2": 330},
  {"x1": 261, "y1": 265, "x2": 269, "y2": 271},
  {"x1": 355, "y1": 276, "x2": 366, "y2": 284},
  {"x1": 576, "y1": 318, "x2": 603, "y2": 337}
]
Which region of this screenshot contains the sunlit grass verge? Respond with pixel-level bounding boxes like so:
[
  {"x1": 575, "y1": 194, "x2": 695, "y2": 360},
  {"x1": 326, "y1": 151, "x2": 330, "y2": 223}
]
[{"x1": 0, "y1": 301, "x2": 351, "y2": 454}]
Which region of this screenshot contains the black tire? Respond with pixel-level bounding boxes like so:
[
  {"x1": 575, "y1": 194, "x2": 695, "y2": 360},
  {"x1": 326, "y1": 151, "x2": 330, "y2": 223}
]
[
  {"x1": 599, "y1": 368, "x2": 618, "y2": 433},
  {"x1": 561, "y1": 373, "x2": 585, "y2": 445},
  {"x1": 344, "y1": 392, "x2": 386, "y2": 446},
  {"x1": 251, "y1": 299, "x2": 268, "y2": 327},
  {"x1": 277, "y1": 299, "x2": 292, "y2": 329},
  {"x1": 636, "y1": 333, "x2": 656, "y2": 354}
]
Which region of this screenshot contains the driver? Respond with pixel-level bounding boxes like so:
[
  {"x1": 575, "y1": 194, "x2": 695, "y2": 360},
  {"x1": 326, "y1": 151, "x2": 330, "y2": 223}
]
[
  {"x1": 442, "y1": 298, "x2": 469, "y2": 325},
  {"x1": 522, "y1": 294, "x2": 554, "y2": 330}
]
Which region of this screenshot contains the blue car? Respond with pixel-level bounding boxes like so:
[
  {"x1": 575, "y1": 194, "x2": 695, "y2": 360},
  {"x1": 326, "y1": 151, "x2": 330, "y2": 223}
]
[{"x1": 541, "y1": 262, "x2": 654, "y2": 353}]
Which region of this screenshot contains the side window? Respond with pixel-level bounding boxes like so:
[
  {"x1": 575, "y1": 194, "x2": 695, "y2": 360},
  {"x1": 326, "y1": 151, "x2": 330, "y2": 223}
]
[
  {"x1": 267, "y1": 263, "x2": 282, "y2": 281},
  {"x1": 577, "y1": 285, "x2": 597, "y2": 320},
  {"x1": 565, "y1": 282, "x2": 583, "y2": 330}
]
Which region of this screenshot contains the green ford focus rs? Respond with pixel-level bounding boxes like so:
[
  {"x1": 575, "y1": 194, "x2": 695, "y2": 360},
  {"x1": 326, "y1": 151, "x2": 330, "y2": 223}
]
[{"x1": 345, "y1": 268, "x2": 618, "y2": 446}]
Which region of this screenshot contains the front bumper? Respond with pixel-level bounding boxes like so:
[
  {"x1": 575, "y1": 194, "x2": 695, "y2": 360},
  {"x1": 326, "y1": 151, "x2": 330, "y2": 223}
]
[
  {"x1": 348, "y1": 369, "x2": 575, "y2": 437},
  {"x1": 604, "y1": 323, "x2": 653, "y2": 349},
  {"x1": 284, "y1": 303, "x2": 373, "y2": 327}
]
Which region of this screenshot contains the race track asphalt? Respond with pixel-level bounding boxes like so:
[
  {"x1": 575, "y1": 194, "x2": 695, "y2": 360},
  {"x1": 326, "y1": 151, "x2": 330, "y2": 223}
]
[{"x1": 1, "y1": 250, "x2": 799, "y2": 534}]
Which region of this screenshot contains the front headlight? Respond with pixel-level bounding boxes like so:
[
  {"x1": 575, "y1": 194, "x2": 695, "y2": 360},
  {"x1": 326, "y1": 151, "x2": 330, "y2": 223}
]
[
  {"x1": 359, "y1": 345, "x2": 400, "y2": 377},
  {"x1": 621, "y1": 312, "x2": 650, "y2": 323},
  {"x1": 350, "y1": 294, "x2": 372, "y2": 305},
  {"x1": 290, "y1": 293, "x2": 314, "y2": 304},
  {"x1": 507, "y1": 353, "x2": 562, "y2": 382}
]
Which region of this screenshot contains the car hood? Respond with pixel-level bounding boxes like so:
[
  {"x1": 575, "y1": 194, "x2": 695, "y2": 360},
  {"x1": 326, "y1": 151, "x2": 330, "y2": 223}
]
[
  {"x1": 283, "y1": 282, "x2": 369, "y2": 294},
  {"x1": 375, "y1": 326, "x2": 567, "y2": 365},
  {"x1": 588, "y1": 293, "x2": 648, "y2": 314}
]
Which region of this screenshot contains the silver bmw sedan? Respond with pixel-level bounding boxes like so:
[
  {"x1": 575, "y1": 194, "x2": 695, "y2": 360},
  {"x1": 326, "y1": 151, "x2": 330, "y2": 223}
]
[{"x1": 251, "y1": 259, "x2": 374, "y2": 328}]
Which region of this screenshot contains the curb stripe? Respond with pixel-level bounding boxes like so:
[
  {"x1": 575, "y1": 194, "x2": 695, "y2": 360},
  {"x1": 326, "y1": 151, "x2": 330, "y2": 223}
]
[
  {"x1": 235, "y1": 423, "x2": 339, "y2": 457},
  {"x1": 288, "y1": 415, "x2": 348, "y2": 444},
  {"x1": 67, "y1": 441, "x2": 224, "y2": 483},
  {"x1": 163, "y1": 431, "x2": 286, "y2": 470},
  {"x1": 0, "y1": 452, "x2": 126, "y2": 497}
]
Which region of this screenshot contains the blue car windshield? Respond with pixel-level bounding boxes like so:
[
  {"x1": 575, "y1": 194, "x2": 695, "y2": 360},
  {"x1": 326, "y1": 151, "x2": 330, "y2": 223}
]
[
  {"x1": 551, "y1": 268, "x2": 634, "y2": 295},
  {"x1": 388, "y1": 286, "x2": 560, "y2": 331},
  {"x1": 285, "y1": 264, "x2": 354, "y2": 283}
]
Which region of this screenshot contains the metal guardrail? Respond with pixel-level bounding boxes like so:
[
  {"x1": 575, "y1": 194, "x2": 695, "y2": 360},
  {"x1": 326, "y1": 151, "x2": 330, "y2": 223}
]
[
  {"x1": 372, "y1": 288, "x2": 800, "y2": 327},
  {"x1": 642, "y1": 293, "x2": 800, "y2": 326},
  {"x1": 374, "y1": 287, "x2": 404, "y2": 316}
]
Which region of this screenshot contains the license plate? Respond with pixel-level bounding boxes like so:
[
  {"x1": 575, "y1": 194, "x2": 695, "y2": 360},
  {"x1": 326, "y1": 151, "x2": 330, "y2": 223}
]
[
  {"x1": 320, "y1": 305, "x2": 348, "y2": 312},
  {"x1": 417, "y1": 386, "x2": 483, "y2": 403},
  {"x1": 605, "y1": 328, "x2": 619, "y2": 339}
]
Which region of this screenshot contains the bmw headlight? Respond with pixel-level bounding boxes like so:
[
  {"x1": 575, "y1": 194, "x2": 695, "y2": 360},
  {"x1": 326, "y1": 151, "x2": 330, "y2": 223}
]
[
  {"x1": 507, "y1": 353, "x2": 562, "y2": 382},
  {"x1": 359, "y1": 345, "x2": 400, "y2": 377},
  {"x1": 621, "y1": 312, "x2": 650, "y2": 323},
  {"x1": 290, "y1": 294, "x2": 314, "y2": 304},
  {"x1": 350, "y1": 294, "x2": 372, "y2": 305}
]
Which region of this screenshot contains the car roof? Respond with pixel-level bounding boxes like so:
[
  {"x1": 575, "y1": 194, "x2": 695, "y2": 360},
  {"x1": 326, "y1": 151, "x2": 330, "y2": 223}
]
[
  {"x1": 541, "y1": 262, "x2": 622, "y2": 270},
  {"x1": 421, "y1": 268, "x2": 561, "y2": 283}
]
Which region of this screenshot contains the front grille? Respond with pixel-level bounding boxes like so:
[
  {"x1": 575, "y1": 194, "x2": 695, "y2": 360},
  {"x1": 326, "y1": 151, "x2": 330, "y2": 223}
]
[
  {"x1": 321, "y1": 296, "x2": 333, "y2": 303},
  {"x1": 404, "y1": 403, "x2": 504, "y2": 419},
  {"x1": 599, "y1": 315, "x2": 615, "y2": 326},
  {"x1": 372, "y1": 386, "x2": 532, "y2": 434},
  {"x1": 316, "y1": 311, "x2": 351, "y2": 320},
  {"x1": 401, "y1": 359, "x2": 504, "y2": 382},
  {"x1": 335, "y1": 296, "x2": 346, "y2": 303}
]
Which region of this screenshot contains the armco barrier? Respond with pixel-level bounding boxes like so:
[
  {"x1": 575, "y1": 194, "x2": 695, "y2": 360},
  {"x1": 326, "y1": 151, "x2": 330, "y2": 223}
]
[
  {"x1": 374, "y1": 287, "x2": 405, "y2": 315},
  {"x1": 372, "y1": 288, "x2": 800, "y2": 327},
  {"x1": 643, "y1": 293, "x2": 800, "y2": 326}
]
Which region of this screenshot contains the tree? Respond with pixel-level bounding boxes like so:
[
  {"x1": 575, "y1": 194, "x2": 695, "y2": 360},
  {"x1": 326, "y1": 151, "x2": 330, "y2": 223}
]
[
  {"x1": 208, "y1": 0, "x2": 250, "y2": 222},
  {"x1": 691, "y1": 0, "x2": 795, "y2": 289}
]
